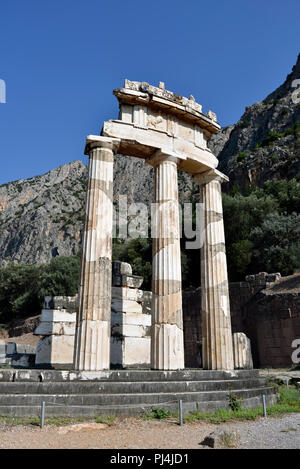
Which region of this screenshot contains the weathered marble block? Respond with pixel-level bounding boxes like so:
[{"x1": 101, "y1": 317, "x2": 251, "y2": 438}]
[
  {"x1": 111, "y1": 323, "x2": 150, "y2": 338},
  {"x1": 34, "y1": 306, "x2": 77, "y2": 366},
  {"x1": 113, "y1": 274, "x2": 144, "y2": 289},
  {"x1": 35, "y1": 335, "x2": 75, "y2": 366},
  {"x1": 40, "y1": 309, "x2": 76, "y2": 323},
  {"x1": 35, "y1": 263, "x2": 152, "y2": 368},
  {"x1": 44, "y1": 295, "x2": 78, "y2": 312},
  {"x1": 233, "y1": 332, "x2": 253, "y2": 370},
  {"x1": 111, "y1": 299, "x2": 143, "y2": 314},
  {"x1": 111, "y1": 337, "x2": 151, "y2": 368},
  {"x1": 34, "y1": 321, "x2": 75, "y2": 336},
  {"x1": 111, "y1": 286, "x2": 144, "y2": 302},
  {"x1": 112, "y1": 311, "x2": 151, "y2": 327},
  {"x1": 110, "y1": 265, "x2": 152, "y2": 368},
  {"x1": 0, "y1": 341, "x2": 6, "y2": 354}
]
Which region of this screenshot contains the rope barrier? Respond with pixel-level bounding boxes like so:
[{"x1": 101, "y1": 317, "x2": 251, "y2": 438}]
[
  {"x1": 38, "y1": 397, "x2": 184, "y2": 427},
  {"x1": 39, "y1": 398, "x2": 179, "y2": 409}
]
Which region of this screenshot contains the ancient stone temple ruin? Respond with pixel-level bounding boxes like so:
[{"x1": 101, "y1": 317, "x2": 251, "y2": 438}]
[
  {"x1": 74, "y1": 80, "x2": 234, "y2": 371},
  {"x1": 0, "y1": 82, "x2": 279, "y2": 420}
]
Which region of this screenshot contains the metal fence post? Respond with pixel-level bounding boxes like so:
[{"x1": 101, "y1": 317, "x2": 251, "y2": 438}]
[
  {"x1": 179, "y1": 399, "x2": 183, "y2": 426},
  {"x1": 41, "y1": 401, "x2": 46, "y2": 428},
  {"x1": 262, "y1": 394, "x2": 267, "y2": 417}
]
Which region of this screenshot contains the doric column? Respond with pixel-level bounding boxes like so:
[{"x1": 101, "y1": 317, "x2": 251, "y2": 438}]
[
  {"x1": 194, "y1": 169, "x2": 234, "y2": 370},
  {"x1": 74, "y1": 135, "x2": 120, "y2": 371},
  {"x1": 150, "y1": 152, "x2": 185, "y2": 370}
]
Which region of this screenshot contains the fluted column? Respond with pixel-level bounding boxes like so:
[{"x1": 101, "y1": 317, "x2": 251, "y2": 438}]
[
  {"x1": 150, "y1": 153, "x2": 184, "y2": 370},
  {"x1": 194, "y1": 169, "x2": 234, "y2": 370},
  {"x1": 74, "y1": 136, "x2": 120, "y2": 371}
]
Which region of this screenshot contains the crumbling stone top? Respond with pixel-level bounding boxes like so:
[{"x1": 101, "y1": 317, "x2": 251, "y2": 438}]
[{"x1": 113, "y1": 79, "x2": 220, "y2": 134}]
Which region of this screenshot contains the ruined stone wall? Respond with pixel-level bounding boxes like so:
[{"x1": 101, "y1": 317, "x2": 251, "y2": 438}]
[
  {"x1": 182, "y1": 272, "x2": 300, "y2": 368},
  {"x1": 228, "y1": 273, "x2": 300, "y2": 367},
  {"x1": 242, "y1": 293, "x2": 300, "y2": 368}
]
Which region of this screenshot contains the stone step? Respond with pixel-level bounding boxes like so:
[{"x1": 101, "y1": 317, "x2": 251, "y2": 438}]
[
  {"x1": 0, "y1": 368, "x2": 260, "y2": 383},
  {"x1": 0, "y1": 390, "x2": 277, "y2": 418},
  {"x1": 0, "y1": 386, "x2": 275, "y2": 407},
  {"x1": 0, "y1": 378, "x2": 268, "y2": 395},
  {"x1": 0, "y1": 358, "x2": 11, "y2": 366}
]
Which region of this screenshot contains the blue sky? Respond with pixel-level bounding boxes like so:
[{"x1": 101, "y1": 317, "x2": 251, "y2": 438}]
[{"x1": 0, "y1": 0, "x2": 299, "y2": 185}]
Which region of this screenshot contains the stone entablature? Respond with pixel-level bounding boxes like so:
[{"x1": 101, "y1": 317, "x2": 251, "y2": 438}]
[{"x1": 102, "y1": 79, "x2": 220, "y2": 175}]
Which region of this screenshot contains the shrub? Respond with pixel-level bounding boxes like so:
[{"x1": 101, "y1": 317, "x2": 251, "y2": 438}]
[{"x1": 227, "y1": 392, "x2": 243, "y2": 412}]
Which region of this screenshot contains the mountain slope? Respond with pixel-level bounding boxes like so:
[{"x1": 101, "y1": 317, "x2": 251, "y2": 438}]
[
  {"x1": 209, "y1": 54, "x2": 300, "y2": 189},
  {"x1": 0, "y1": 156, "x2": 193, "y2": 264},
  {"x1": 1, "y1": 54, "x2": 299, "y2": 264}
]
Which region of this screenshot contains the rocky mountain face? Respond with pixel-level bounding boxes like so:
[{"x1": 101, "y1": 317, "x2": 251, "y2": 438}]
[
  {"x1": 0, "y1": 54, "x2": 299, "y2": 264},
  {"x1": 0, "y1": 161, "x2": 86, "y2": 264},
  {"x1": 209, "y1": 54, "x2": 300, "y2": 189},
  {"x1": 0, "y1": 156, "x2": 193, "y2": 264}
]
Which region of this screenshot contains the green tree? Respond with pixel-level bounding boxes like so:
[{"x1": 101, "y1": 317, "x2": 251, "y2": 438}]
[
  {"x1": 250, "y1": 212, "x2": 300, "y2": 275},
  {"x1": 0, "y1": 255, "x2": 81, "y2": 323}
]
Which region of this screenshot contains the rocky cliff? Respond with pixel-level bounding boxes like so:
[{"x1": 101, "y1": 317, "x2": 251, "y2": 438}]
[
  {"x1": 0, "y1": 161, "x2": 86, "y2": 264},
  {"x1": 209, "y1": 53, "x2": 300, "y2": 189},
  {"x1": 1, "y1": 54, "x2": 299, "y2": 264},
  {"x1": 0, "y1": 156, "x2": 193, "y2": 264}
]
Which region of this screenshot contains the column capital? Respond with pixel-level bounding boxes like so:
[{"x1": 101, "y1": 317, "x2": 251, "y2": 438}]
[
  {"x1": 146, "y1": 149, "x2": 182, "y2": 167},
  {"x1": 84, "y1": 135, "x2": 120, "y2": 155},
  {"x1": 194, "y1": 168, "x2": 229, "y2": 186}
]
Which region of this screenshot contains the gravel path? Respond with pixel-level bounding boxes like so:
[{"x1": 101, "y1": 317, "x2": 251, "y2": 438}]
[
  {"x1": 221, "y1": 413, "x2": 300, "y2": 449},
  {"x1": 0, "y1": 414, "x2": 299, "y2": 449}
]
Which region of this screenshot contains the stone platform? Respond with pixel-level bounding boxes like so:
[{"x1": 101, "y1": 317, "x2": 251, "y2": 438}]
[{"x1": 0, "y1": 369, "x2": 277, "y2": 418}]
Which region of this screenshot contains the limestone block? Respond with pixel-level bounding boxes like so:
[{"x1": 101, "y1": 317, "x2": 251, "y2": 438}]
[
  {"x1": 112, "y1": 312, "x2": 151, "y2": 327},
  {"x1": 34, "y1": 321, "x2": 76, "y2": 336},
  {"x1": 40, "y1": 309, "x2": 77, "y2": 323},
  {"x1": 245, "y1": 275, "x2": 255, "y2": 283},
  {"x1": 11, "y1": 355, "x2": 35, "y2": 368},
  {"x1": 0, "y1": 343, "x2": 6, "y2": 354},
  {"x1": 15, "y1": 344, "x2": 36, "y2": 354},
  {"x1": 111, "y1": 323, "x2": 150, "y2": 338},
  {"x1": 111, "y1": 286, "x2": 144, "y2": 302},
  {"x1": 35, "y1": 335, "x2": 75, "y2": 365},
  {"x1": 266, "y1": 273, "x2": 281, "y2": 283},
  {"x1": 110, "y1": 336, "x2": 151, "y2": 367},
  {"x1": 233, "y1": 333, "x2": 253, "y2": 370},
  {"x1": 6, "y1": 342, "x2": 16, "y2": 355},
  {"x1": 200, "y1": 430, "x2": 240, "y2": 449},
  {"x1": 124, "y1": 337, "x2": 150, "y2": 366},
  {"x1": 111, "y1": 299, "x2": 142, "y2": 314},
  {"x1": 113, "y1": 274, "x2": 143, "y2": 288},
  {"x1": 112, "y1": 260, "x2": 132, "y2": 276},
  {"x1": 44, "y1": 295, "x2": 78, "y2": 312}
]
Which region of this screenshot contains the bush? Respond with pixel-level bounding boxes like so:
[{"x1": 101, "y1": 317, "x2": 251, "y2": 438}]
[
  {"x1": 223, "y1": 178, "x2": 300, "y2": 280},
  {"x1": 0, "y1": 255, "x2": 81, "y2": 323}
]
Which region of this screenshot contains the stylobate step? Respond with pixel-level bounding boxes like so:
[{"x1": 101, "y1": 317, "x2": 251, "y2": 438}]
[
  {"x1": 0, "y1": 391, "x2": 277, "y2": 418},
  {"x1": 0, "y1": 369, "x2": 260, "y2": 383},
  {"x1": 0, "y1": 386, "x2": 275, "y2": 406},
  {"x1": 0, "y1": 378, "x2": 268, "y2": 394}
]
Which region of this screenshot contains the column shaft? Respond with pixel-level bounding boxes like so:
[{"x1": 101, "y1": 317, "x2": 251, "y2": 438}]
[
  {"x1": 200, "y1": 174, "x2": 234, "y2": 370},
  {"x1": 74, "y1": 139, "x2": 117, "y2": 371},
  {"x1": 151, "y1": 157, "x2": 184, "y2": 369}
]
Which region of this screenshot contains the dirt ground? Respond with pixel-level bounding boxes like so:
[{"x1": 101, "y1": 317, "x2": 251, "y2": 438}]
[
  {"x1": 2, "y1": 332, "x2": 41, "y2": 346},
  {"x1": 0, "y1": 413, "x2": 299, "y2": 449}
]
